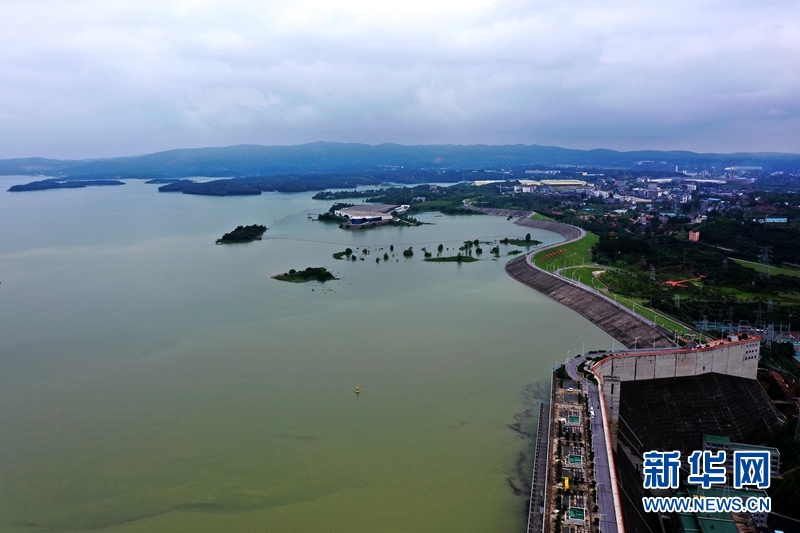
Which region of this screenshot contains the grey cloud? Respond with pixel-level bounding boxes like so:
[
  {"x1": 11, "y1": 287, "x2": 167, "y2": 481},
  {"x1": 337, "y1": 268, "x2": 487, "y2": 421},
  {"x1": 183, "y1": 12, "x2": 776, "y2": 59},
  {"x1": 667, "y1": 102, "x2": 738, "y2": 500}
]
[{"x1": 0, "y1": 0, "x2": 798, "y2": 158}]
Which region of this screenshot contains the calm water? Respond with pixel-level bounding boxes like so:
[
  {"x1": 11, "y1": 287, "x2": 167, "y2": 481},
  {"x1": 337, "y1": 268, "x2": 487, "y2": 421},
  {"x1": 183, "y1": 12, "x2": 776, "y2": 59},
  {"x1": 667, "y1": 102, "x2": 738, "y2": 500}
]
[{"x1": 0, "y1": 178, "x2": 613, "y2": 532}]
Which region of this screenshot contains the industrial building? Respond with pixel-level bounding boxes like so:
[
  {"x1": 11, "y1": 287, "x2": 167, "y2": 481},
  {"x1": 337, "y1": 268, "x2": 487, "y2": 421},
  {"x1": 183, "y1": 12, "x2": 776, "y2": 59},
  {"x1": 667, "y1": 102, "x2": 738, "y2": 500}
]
[{"x1": 333, "y1": 204, "x2": 409, "y2": 225}]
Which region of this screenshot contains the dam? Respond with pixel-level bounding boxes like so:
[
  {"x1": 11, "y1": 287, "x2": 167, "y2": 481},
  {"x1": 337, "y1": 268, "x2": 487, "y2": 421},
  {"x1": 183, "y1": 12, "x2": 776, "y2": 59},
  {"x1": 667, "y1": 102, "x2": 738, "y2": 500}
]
[{"x1": 506, "y1": 215, "x2": 782, "y2": 533}]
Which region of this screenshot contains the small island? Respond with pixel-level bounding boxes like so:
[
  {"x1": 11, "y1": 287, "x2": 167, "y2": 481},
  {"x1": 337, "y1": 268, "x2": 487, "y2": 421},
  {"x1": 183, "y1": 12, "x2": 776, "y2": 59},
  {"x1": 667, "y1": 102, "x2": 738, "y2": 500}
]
[
  {"x1": 144, "y1": 178, "x2": 184, "y2": 184},
  {"x1": 500, "y1": 234, "x2": 542, "y2": 247},
  {"x1": 424, "y1": 254, "x2": 479, "y2": 263},
  {"x1": 8, "y1": 179, "x2": 125, "y2": 192},
  {"x1": 333, "y1": 248, "x2": 354, "y2": 259},
  {"x1": 273, "y1": 267, "x2": 338, "y2": 283},
  {"x1": 216, "y1": 224, "x2": 267, "y2": 244}
]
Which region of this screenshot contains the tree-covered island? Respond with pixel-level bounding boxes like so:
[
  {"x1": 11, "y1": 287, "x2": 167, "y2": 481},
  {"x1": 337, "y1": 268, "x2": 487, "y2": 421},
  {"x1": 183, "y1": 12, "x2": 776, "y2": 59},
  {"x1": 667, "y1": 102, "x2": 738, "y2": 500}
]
[
  {"x1": 8, "y1": 179, "x2": 125, "y2": 192},
  {"x1": 424, "y1": 254, "x2": 479, "y2": 263},
  {"x1": 215, "y1": 224, "x2": 267, "y2": 244},
  {"x1": 500, "y1": 234, "x2": 542, "y2": 246},
  {"x1": 273, "y1": 267, "x2": 338, "y2": 283}
]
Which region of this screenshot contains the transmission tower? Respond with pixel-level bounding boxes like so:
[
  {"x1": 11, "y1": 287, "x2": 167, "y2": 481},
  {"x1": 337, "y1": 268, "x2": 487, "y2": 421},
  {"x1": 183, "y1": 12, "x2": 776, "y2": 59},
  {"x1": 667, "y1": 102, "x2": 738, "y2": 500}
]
[
  {"x1": 650, "y1": 265, "x2": 656, "y2": 281},
  {"x1": 759, "y1": 247, "x2": 772, "y2": 279},
  {"x1": 764, "y1": 323, "x2": 775, "y2": 348},
  {"x1": 673, "y1": 294, "x2": 680, "y2": 308},
  {"x1": 767, "y1": 299, "x2": 774, "y2": 313}
]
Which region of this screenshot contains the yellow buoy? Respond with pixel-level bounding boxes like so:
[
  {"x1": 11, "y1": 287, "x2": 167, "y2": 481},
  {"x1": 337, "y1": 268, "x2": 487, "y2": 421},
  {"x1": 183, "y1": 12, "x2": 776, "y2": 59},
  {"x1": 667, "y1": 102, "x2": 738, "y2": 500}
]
[{"x1": 355, "y1": 386, "x2": 360, "y2": 394}]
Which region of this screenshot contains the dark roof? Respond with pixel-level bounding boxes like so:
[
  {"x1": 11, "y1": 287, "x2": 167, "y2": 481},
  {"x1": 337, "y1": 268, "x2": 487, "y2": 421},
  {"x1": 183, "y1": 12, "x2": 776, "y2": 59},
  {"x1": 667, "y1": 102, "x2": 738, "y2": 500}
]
[{"x1": 618, "y1": 373, "x2": 784, "y2": 454}]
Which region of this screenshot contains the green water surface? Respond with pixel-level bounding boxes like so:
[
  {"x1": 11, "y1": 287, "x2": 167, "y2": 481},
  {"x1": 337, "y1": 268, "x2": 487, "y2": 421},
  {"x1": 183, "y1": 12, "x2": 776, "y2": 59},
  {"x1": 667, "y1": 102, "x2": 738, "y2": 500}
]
[{"x1": 0, "y1": 178, "x2": 613, "y2": 532}]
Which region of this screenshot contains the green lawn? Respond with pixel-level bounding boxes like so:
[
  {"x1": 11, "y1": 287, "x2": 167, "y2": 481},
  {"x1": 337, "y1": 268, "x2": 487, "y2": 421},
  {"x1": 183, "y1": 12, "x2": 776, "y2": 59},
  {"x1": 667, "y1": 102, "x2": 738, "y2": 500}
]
[
  {"x1": 561, "y1": 266, "x2": 607, "y2": 290},
  {"x1": 730, "y1": 258, "x2": 800, "y2": 279},
  {"x1": 557, "y1": 265, "x2": 698, "y2": 338},
  {"x1": 606, "y1": 293, "x2": 697, "y2": 339},
  {"x1": 533, "y1": 232, "x2": 599, "y2": 271},
  {"x1": 716, "y1": 286, "x2": 757, "y2": 300},
  {"x1": 531, "y1": 212, "x2": 554, "y2": 221},
  {"x1": 530, "y1": 230, "x2": 701, "y2": 339}
]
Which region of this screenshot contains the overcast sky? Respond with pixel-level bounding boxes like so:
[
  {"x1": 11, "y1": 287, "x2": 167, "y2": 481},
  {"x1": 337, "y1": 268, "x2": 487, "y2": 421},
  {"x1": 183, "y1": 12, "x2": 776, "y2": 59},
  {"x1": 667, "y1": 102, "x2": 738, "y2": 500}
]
[{"x1": 1, "y1": 0, "x2": 798, "y2": 159}]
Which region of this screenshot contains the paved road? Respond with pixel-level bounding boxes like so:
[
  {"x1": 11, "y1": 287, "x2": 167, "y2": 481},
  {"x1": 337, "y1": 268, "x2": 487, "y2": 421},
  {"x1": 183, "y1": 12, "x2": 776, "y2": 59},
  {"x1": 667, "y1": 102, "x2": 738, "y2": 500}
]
[
  {"x1": 504, "y1": 216, "x2": 672, "y2": 533},
  {"x1": 527, "y1": 402, "x2": 551, "y2": 533},
  {"x1": 566, "y1": 355, "x2": 620, "y2": 533},
  {"x1": 504, "y1": 219, "x2": 675, "y2": 350}
]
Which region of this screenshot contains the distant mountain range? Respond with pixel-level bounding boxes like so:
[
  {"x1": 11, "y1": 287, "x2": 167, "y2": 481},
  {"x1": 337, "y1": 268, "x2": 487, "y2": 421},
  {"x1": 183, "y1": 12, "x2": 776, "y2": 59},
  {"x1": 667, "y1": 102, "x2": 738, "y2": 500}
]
[{"x1": 2, "y1": 142, "x2": 799, "y2": 179}]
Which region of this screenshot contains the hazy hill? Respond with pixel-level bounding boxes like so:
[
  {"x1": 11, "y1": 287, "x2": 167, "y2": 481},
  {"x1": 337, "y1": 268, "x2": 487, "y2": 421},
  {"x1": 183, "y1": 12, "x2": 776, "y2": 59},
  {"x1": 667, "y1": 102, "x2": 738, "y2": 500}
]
[{"x1": 2, "y1": 142, "x2": 799, "y2": 179}]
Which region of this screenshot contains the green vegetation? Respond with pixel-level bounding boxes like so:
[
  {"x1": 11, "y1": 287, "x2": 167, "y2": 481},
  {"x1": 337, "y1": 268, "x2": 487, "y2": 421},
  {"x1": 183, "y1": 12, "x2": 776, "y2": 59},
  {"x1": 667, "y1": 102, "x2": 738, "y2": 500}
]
[
  {"x1": 158, "y1": 174, "x2": 395, "y2": 196},
  {"x1": 9, "y1": 179, "x2": 125, "y2": 192},
  {"x1": 273, "y1": 267, "x2": 337, "y2": 283},
  {"x1": 701, "y1": 218, "x2": 800, "y2": 265},
  {"x1": 731, "y1": 258, "x2": 800, "y2": 279},
  {"x1": 562, "y1": 267, "x2": 607, "y2": 290},
  {"x1": 424, "y1": 254, "x2": 479, "y2": 263},
  {"x1": 363, "y1": 184, "x2": 483, "y2": 215},
  {"x1": 312, "y1": 189, "x2": 379, "y2": 200},
  {"x1": 317, "y1": 203, "x2": 352, "y2": 224},
  {"x1": 215, "y1": 224, "x2": 267, "y2": 244},
  {"x1": 392, "y1": 213, "x2": 426, "y2": 227},
  {"x1": 760, "y1": 341, "x2": 800, "y2": 374},
  {"x1": 333, "y1": 248, "x2": 353, "y2": 259},
  {"x1": 604, "y1": 291, "x2": 695, "y2": 337},
  {"x1": 160, "y1": 179, "x2": 261, "y2": 196},
  {"x1": 318, "y1": 212, "x2": 347, "y2": 223},
  {"x1": 554, "y1": 364, "x2": 569, "y2": 382},
  {"x1": 534, "y1": 232, "x2": 698, "y2": 336},
  {"x1": 500, "y1": 234, "x2": 542, "y2": 247},
  {"x1": 304, "y1": 181, "x2": 581, "y2": 221},
  {"x1": 589, "y1": 226, "x2": 800, "y2": 328},
  {"x1": 144, "y1": 178, "x2": 182, "y2": 184},
  {"x1": 533, "y1": 233, "x2": 598, "y2": 271}
]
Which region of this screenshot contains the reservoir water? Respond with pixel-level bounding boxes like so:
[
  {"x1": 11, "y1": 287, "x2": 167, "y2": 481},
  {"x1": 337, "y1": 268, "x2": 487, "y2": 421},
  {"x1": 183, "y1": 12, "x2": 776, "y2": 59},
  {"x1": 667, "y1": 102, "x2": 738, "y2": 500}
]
[{"x1": 0, "y1": 178, "x2": 613, "y2": 532}]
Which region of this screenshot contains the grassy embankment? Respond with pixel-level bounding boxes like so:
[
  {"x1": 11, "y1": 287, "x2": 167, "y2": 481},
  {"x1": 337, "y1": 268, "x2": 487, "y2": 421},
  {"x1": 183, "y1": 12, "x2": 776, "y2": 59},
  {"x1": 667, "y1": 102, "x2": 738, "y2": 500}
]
[
  {"x1": 730, "y1": 258, "x2": 800, "y2": 279},
  {"x1": 532, "y1": 232, "x2": 696, "y2": 337},
  {"x1": 532, "y1": 232, "x2": 598, "y2": 271}
]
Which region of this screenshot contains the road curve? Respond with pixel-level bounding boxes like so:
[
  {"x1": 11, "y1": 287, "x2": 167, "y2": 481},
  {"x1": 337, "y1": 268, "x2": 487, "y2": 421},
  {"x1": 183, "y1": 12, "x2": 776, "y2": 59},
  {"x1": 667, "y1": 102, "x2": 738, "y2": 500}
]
[{"x1": 506, "y1": 218, "x2": 674, "y2": 349}]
